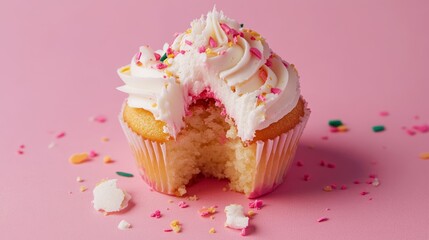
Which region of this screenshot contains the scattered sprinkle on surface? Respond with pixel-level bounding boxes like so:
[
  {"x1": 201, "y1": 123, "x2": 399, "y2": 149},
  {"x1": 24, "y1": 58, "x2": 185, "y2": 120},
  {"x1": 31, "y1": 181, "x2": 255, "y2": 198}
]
[
  {"x1": 116, "y1": 171, "x2": 134, "y2": 178},
  {"x1": 178, "y1": 201, "x2": 189, "y2": 208},
  {"x1": 199, "y1": 206, "x2": 217, "y2": 217},
  {"x1": 89, "y1": 150, "x2": 98, "y2": 158},
  {"x1": 323, "y1": 185, "x2": 333, "y2": 192},
  {"x1": 209, "y1": 227, "x2": 216, "y2": 234},
  {"x1": 79, "y1": 186, "x2": 87, "y2": 192},
  {"x1": 103, "y1": 155, "x2": 113, "y2": 164},
  {"x1": 328, "y1": 120, "x2": 343, "y2": 127},
  {"x1": 249, "y1": 199, "x2": 263, "y2": 210},
  {"x1": 372, "y1": 125, "x2": 385, "y2": 132},
  {"x1": 379, "y1": 111, "x2": 389, "y2": 116},
  {"x1": 76, "y1": 176, "x2": 84, "y2": 182},
  {"x1": 101, "y1": 137, "x2": 110, "y2": 142},
  {"x1": 56, "y1": 132, "x2": 66, "y2": 139},
  {"x1": 317, "y1": 217, "x2": 329, "y2": 223},
  {"x1": 150, "y1": 210, "x2": 162, "y2": 218},
  {"x1": 69, "y1": 153, "x2": 89, "y2": 164},
  {"x1": 170, "y1": 220, "x2": 182, "y2": 233},
  {"x1": 419, "y1": 152, "x2": 429, "y2": 160}
]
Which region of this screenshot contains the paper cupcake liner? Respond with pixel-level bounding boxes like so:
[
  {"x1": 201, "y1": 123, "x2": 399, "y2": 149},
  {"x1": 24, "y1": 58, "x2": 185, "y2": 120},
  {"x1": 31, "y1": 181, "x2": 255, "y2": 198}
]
[{"x1": 119, "y1": 101, "x2": 310, "y2": 198}]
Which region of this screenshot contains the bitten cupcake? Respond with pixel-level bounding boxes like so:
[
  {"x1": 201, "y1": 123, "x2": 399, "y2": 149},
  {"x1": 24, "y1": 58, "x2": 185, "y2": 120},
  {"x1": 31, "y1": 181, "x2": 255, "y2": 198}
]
[{"x1": 117, "y1": 8, "x2": 310, "y2": 198}]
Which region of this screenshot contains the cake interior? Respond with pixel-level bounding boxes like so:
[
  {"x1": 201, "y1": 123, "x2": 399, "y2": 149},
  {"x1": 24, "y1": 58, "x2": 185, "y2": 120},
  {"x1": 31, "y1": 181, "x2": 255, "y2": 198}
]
[{"x1": 165, "y1": 100, "x2": 257, "y2": 196}]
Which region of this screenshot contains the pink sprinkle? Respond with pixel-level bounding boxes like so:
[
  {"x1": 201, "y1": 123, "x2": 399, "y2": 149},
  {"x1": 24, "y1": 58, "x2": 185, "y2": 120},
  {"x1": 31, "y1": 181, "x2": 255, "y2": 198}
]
[
  {"x1": 360, "y1": 191, "x2": 369, "y2": 196},
  {"x1": 249, "y1": 199, "x2": 263, "y2": 210},
  {"x1": 330, "y1": 127, "x2": 339, "y2": 133},
  {"x1": 330, "y1": 184, "x2": 337, "y2": 189},
  {"x1": 233, "y1": 35, "x2": 239, "y2": 44},
  {"x1": 150, "y1": 210, "x2": 162, "y2": 218},
  {"x1": 178, "y1": 201, "x2": 189, "y2": 208},
  {"x1": 327, "y1": 163, "x2": 336, "y2": 169},
  {"x1": 413, "y1": 124, "x2": 429, "y2": 133},
  {"x1": 94, "y1": 115, "x2": 107, "y2": 123},
  {"x1": 321, "y1": 136, "x2": 329, "y2": 140},
  {"x1": 241, "y1": 228, "x2": 248, "y2": 236},
  {"x1": 405, "y1": 129, "x2": 416, "y2": 136},
  {"x1": 379, "y1": 111, "x2": 389, "y2": 116},
  {"x1": 180, "y1": 50, "x2": 186, "y2": 55},
  {"x1": 320, "y1": 160, "x2": 326, "y2": 167},
  {"x1": 282, "y1": 60, "x2": 289, "y2": 68},
  {"x1": 19, "y1": 145, "x2": 25, "y2": 149},
  {"x1": 209, "y1": 37, "x2": 218, "y2": 48},
  {"x1": 369, "y1": 174, "x2": 377, "y2": 178},
  {"x1": 166, "y1": 47, "x2": 173, "y2": 55},
  {"x1": 250, "y1": 36, "x2": 256, "y2": 40},
  {"x1": 219, "y1": 50, "x2": 227, "y2": 55},
  {"x1": 303, "y1": 174, "x2": 310, "y2": 181},
  {"x1": 156, "y1": 63, "x2": 168, "y2": 69},
  {"x1": 17, "y1": 150, "x2": 24, "y2": 155},
  {"x1": 136, "y1": 51, "x2": 142, "y2": 61},
  {"x1": 198, "y1": 45, "x2": 206, "y2": 53},
  {"x1": 56, "y1": 132, "x2": 66, "y2": 139},
  {"x1": 185, "y1": 40, "x2": 193, "y2": 46},
  {"x1": 154, "y1": 52, "x2": 161, "y2": 61},
  {"x1": 249, "y1": 47, "x2": 262, "y2": 59},
  {"x1": 340, "y1": 185, "x2": 347, "y2": 190},
  {"x1": 220, "y1": 23, "x2": 231, "y2": 34},
  {"x1": 89, "y1": 150, "x2": 98, "y2": 158},
  {"x1": 164, "y1": 229, "x2": 173, "y2": 232},
  {"x1": 296, "y1": 161, "x2": 303, "y2": 167},
  {"x1": 317, "y1": 217, "x2": 329, "y2": 223},
  {"x1": 353, "y1": 180, "x2": 360, "y2": 184},
  {"x1": 265, "y1": 59, "x2": 272, "y2": 67},
  {"x1": 366, "y1": 180, "x2": 373, "y2": 184},
  {"x1": 271, "y1": 88, "x2": 281, "y2": 94},
  {"x1": 257, "y1": 94, "x2": 266, "y2": 102}
]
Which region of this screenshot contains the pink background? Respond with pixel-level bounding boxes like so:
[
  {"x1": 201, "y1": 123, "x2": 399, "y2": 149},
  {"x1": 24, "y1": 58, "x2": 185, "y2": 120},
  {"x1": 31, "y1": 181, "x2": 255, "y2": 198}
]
[{"x1": 1, "y1": 0, "x2": 429, "y2": 239}]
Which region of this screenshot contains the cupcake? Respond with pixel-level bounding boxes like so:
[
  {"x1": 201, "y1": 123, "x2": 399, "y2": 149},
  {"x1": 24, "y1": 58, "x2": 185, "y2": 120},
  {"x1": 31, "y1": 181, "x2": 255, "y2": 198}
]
[{"x1": 117, "y1": 8, "x2": 310, "y2": 198}]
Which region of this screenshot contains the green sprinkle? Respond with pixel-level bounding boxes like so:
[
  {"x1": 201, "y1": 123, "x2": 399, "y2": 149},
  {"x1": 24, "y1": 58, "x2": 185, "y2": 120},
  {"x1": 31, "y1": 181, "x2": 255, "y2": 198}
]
[
  {"x1": 160, "y1": 53, "x2": 167, "y2": 62},
  {"x1": 328, "y1": 120, "x2": 343, "y2": 127},
  {"x1": 240, "y1": 23, "x2": 244, "y2": 28},
  {"x1": 116, "y1": 171, "x2": 134, "y2": 177},
  {"x1": 372, "y1": 125, "x2": 385, "y2": 132}
]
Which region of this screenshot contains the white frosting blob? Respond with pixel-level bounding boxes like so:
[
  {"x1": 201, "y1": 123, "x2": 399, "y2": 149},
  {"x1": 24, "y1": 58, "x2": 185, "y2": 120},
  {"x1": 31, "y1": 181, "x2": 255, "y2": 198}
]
[
  {"x1": 224, "y1": 204, "x2": 249, "y2": 229},
  {"x1": 117, "y1": 7, "x2": 300, "y2": 141}
]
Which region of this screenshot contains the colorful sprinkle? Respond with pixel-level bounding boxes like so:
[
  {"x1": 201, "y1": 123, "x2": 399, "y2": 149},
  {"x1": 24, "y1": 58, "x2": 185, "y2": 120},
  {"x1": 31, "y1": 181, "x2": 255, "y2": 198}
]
[
  {"x1": 303, "y1": 174, "x2": 310, "y2": 181},
  {"x1": 116, "y1": 171, "x2": 134, "y2": 178},
  {"x1": 103, "y1": 155, "x2": 113, "y2": 164},
  {"x1": 250, "y1": 47, "x2": 262, "y2": 59},
  {"x1": 259, "y1": 68, "x2": 268, "y2": 83},
  {"x1": 328, "y1": 120, "x2": 343, "y2": 127},
  {"x1": 317, "y1": 217, "x2": 329, "y2": 223},
  {"x1": 89, "y1": 150, "x2": 98, "y2": 158},
  {"x1": 419, "y1": 152, "x2": 429, "y2": 160},
  {"x1": 271, "y1": 87, "x2": 281, "y2": 94},
  {"x1": 327, "y1": 163, "x2": 336, "y2": 169},
  {"x1": 282, "y1": 60, "x2": 289, "y2": 68},
  {"x1": 405, "y1": 129, "x2": 416, "y2": 136},
  {"x1": 337, "y1": 125, "x2": 348, "y2": 132},
  {"x1": 241, "y1": 228, "x2": 248, "y2": 236},
  {"x1": 154, "y1": 52, "x2": 161, "y2": 61},
  {"x1": 156, "y1": 63, "x2": 168, "y2": 69},
  {"x1": 79, "y1": 186, "x2": 87, "y2": 192},
  {"x1": 320, "y1": 160, "x2": 326, "y2": 166},
  {"x1": 372, "y1": 125, "x2": 385, "y2": 132},
  {"x1": 56, "y1": 132, "x2": 66, "y2": 139},
  {"x1": 69, "y1": 153, "x2": 89, "y2": 164},
  {"x1": 340, "y1": 185, "x2": 347, "y2": 190},
  {"x1": 249, "y1": 199, "x2": 263, "y2": 210},
  {"x1": 247, "y1": 210, "x2": 256, "y2": 217},
  {"x1": 296, "y1": 161, "x2": 303, "y2": 167},
  {"x1": 101, "y1": 137, "x2": 109, "y2": 142},
  {"x1": 353, "y1": 180, "x2": 360, "y2": 184},
  {"x1": 413, "y1": 124, "x2": 429, "y2": 133},
  {"x1": 209, "y1": 37, "x2": 218, "y2": 48},
  {"x1": 198, "y1": 45, "x2": 206, "y2": 53},
  {"x1": 240, "y1": 23, "x2": 244, "y2": 28},
  {"x1": 360, "y1": 191, "x2": 369, "y2": 196},
  {"x1": 150, "y1": 210, "x2": 162, "y2": 218},
  {"x1": 265, "y1": 59, "x2": 272, "y2": 67},
  {"x1": 185, "y1": 39, "x2": 193, "y2": 46},
  {"x1": 170, "y1": 220, "x2": 182, "y2": 233},
  {"x1": 220, "y1": 23, "x2": 231, "y2": 34},
  {"x1": 323, "y1": 185, "x2": 333, "y2": 192},
  {"x1": 379, "y1": 111, "x2": 389, "y2": 116},
  {"x1": 160, "y1": 53, "x2": 167, "y2": 62},
  {"x1": 199, "y1": 206, "x2": 217, "y2": 217},
  {"x1": 178, "y1": 201, "x2": 189, "y2": 208}
]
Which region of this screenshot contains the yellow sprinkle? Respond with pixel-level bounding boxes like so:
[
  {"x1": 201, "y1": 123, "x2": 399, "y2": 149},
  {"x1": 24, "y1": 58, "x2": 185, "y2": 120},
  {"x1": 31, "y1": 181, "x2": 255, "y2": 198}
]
[
  {"x1": 337, "y1": 125, "x2": 348, "y2": 132},
  {"x1": 167, "y1": 54, "x2": 175, "y2": 58},
  {"x1": 323, "y1": 185, "x2": 333, "y2": 192},
  {"x1": 185, "y1": 28, "x2": 192, "y2": 34},
  {"x1": 69, "y1": 153, "x2": 89, "y2": 164},
  {"x1": 120, "y1": 66, "x2": 130, "y2": 73},
  {"x1": 79, "y1": 186, "x2": 87, "y2": 192},
  {"x1": 247, "y1": 210, "x2": 256, "y2": 217},
  {"x1": 205, "y1": 48, "x2": 218, "y2": 57},
  {"x1": 209, "y1": 228, "x2": 216, "y2": 234},
  {"x1": 103, "y1": 155, "x2": 113, "y2": 164},
  {"x1": 227, "y1": 41, "x2": 233, "y2": 47},
  {"x1": 170, "y1": 220, "x2": 182, "y2": 233},
  {"x1": 101, "y1": 137, "x2": 109, "y2": 142},
  {"x1": 419, "y1": 152, "x2": 429, "y2": 160},
  {"x1": 165, "y1": 70, "x2": 174, "y2": 78}
]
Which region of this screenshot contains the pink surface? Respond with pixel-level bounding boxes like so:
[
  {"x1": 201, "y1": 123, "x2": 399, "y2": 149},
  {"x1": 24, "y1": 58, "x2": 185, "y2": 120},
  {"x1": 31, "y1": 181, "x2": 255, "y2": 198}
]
[{"x1": 1, "y1": 0, "x2": 429, "y2": 239}]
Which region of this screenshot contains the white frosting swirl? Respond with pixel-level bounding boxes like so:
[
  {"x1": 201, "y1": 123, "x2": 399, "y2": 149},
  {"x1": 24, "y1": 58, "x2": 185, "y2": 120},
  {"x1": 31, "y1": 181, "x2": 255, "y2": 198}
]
[{"x1": 118, "y1": 8, "x2": 300, "y2": 141}]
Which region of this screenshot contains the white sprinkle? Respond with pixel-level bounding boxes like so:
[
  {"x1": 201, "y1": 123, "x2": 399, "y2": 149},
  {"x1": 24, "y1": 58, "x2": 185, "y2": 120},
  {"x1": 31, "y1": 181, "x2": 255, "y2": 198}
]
[
  {"x1": 117, "y1": 220, "x2": 131, "y2": 230},
  {"x1": 76, "y1": 176, "x2": 84, "y2": 182},
  {"x1": 372, "y1": 178, "x2": 380, "y2": 187},
  {"x1": 48, "y1": 142, "x2": 56, "y2": 149}
]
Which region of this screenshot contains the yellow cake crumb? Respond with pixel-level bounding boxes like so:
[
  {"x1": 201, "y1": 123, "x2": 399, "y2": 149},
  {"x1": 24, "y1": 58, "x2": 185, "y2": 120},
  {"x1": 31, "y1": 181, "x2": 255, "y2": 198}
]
[
  {"x1": 209, "y1": 227, "x2": 216, "y2": 234},
  {"x1": 170, "y1": 220, "x2": 182, "y2": 233}
]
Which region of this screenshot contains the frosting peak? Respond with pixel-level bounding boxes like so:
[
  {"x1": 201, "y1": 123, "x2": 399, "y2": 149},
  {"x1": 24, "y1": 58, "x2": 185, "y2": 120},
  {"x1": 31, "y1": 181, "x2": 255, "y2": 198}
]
[{"x1": 118, "y1": 8, "x2": 300, "y2": 141}]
